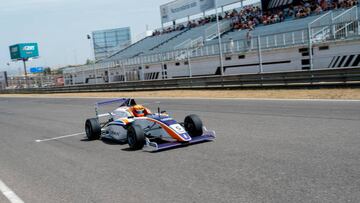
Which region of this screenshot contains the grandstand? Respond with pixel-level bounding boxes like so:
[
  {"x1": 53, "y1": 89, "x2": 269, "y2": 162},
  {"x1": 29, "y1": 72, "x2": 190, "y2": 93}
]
[
  {"x1": 107, "y1": 29, "x2": 186, "y2": 60},
  {"x1": 64, "y1": 0, "x2": 360, "y2": 86}
]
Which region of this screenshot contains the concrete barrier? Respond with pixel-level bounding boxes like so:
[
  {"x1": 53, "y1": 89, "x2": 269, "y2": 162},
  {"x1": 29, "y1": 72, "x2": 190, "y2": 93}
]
[{"x1": 1, "y1": 67, "x2": 360, "y2": 94}]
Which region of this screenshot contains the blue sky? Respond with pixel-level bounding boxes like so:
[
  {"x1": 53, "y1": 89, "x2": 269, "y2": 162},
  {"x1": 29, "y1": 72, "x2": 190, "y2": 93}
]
[
  {"x1": 0, "y1": 0, "x2": 170, "y2": 74},
  {"x1": 0, "y1": 0, "x2": 258, "y2": 75}
]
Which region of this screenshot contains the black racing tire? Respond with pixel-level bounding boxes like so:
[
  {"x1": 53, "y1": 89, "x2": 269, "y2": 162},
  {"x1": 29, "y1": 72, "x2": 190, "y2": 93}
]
[
  {"x1": 85, "y1": 118, "x2": 101, "y2": 140},
  {"x1": 184, "y1": 114, "x2": 203, "y2": 137},
  {"x1": 127, "y1": 125, "x2": 145, "y2": 150}
]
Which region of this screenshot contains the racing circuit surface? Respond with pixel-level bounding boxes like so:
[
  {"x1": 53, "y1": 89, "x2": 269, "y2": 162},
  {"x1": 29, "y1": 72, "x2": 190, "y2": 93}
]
[{"x1": 0, "y1": 97, "x2": 360, "y2": 203}]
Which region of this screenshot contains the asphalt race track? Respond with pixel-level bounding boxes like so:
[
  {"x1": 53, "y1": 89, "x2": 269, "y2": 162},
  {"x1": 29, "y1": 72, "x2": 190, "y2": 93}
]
[{"x1": 0, "y1": 97, "x2": 359, "y2": 203}]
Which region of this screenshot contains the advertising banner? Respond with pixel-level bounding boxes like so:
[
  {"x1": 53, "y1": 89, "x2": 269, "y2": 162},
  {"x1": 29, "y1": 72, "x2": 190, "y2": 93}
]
[
  {"x1": 30, "y1": 67, "x2": 44, "y2": 74},
  {"x1": 10, "y1": 43, "x2": 39, "y2": 60},
  {"x1": 161, "y1": 0, "x2": 242, "y2": 24},
  {"x1": 220, "y1": 0, "x2": 245, "y2": 7}
]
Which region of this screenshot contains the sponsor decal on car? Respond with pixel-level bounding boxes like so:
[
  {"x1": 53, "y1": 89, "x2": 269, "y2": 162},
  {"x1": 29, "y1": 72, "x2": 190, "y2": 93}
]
[
  {"x1": 161, "y1": 117, "x2": 173, "y2": 122},
  {"x1": 170, "y1": 124, "x2": 186, "y2": 134}
]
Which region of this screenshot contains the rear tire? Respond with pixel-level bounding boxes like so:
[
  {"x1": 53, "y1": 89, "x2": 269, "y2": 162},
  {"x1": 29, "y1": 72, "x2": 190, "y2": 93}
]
[
  {"x1": 184, "y1": 114, "x2": 203, "y2": 137},
  {"x1": 127, "y1": 125, "x2": 145, "y2": 150},
  {"x1": 85, "y1": 118, "x2": 101, "y2": 140}
]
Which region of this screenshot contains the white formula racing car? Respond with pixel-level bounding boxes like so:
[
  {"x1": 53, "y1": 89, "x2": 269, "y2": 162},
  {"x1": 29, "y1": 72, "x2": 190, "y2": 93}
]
[{"x1": 85, "y1": 98, "x2": 215, "y2": 151}]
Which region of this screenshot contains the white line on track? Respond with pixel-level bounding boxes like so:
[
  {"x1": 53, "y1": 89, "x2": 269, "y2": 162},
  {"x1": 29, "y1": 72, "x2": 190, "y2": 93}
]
[
  {"x1": 0, "y1": 179, "x2": 24, "y2": 203},
  {"x1": 35, "y1": 132, "x2": 85, "y2": 143}
]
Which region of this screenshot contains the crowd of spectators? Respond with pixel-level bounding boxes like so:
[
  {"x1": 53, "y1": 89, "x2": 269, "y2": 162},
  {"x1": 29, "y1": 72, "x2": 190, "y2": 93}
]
[
  {"x1": 152, "y1": 24, "x2": 186, "y2": 36},
  {"x1": 152, "y1": 13, "x2": 221, "y2": 36},
  {"x1": 290, "y1": 0, "x2": 358, "y2": 19},
  {"x1": 152, "y1": 0, "x2": 358, "y2": 37},
  {"x1": 229, "y1": 6, "x2": 263, "y2": 31},
  {"x1": 230, "y1": 0, "x2": 358, "y2": 32}
]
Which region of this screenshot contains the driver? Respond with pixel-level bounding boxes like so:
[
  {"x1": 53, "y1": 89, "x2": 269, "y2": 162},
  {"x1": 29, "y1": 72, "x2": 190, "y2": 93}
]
[{"x1": 130, "y1": 105, "x2": 150, "y2": 117}]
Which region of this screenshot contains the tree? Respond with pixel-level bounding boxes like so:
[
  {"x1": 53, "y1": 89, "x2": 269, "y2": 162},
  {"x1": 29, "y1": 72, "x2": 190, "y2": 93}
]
[
  {"x1": 86, "y1": 59, "x2": 94, "y2": 65},
  {"x1": 43, "y1": 67, "x2": 51, "y2": 75},
  {"x1": 53, "y1": 68, "x2": 63, "y2": 75}
]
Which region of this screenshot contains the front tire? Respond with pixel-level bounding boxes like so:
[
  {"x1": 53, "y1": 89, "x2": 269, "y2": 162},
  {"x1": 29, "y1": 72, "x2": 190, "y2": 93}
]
[
  {"x1": 184, "y1": 114, "x2": 203, "y2": 137},
  {"x1": 127, "y1": 125, "x2": 145, "y2": 150},
  {"x1": 85, "y1": 118, "x2": 101, "y2": 140}
]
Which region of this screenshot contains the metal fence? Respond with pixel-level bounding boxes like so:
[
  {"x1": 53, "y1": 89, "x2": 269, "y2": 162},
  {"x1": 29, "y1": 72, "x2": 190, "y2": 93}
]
[
  {"x1": 3, "y1": 67, "x2": 360, "y2": 94},
  {"x1": 6, "y1": 75, "x2": 63, "y2": 89}
]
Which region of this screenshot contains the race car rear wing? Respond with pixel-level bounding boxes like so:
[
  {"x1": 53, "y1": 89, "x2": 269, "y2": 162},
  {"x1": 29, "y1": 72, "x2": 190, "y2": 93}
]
[
  {"x1": 96, "y1": 98, "x2": 128, "y2": 106},
  {"x1": 95, "y1": 98, "x2": 137, "y2": 118}
]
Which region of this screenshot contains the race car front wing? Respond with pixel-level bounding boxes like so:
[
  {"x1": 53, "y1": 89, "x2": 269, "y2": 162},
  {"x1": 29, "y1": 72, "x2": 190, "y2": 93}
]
[{"x1": 143, "y1": 127, "x2": 216, "y2": 152}]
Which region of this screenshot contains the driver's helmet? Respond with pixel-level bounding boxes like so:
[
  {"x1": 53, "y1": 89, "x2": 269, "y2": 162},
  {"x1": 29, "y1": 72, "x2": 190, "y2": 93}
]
[{"x1": 132, "y1": 105, "x2": 146, "y2": 117}]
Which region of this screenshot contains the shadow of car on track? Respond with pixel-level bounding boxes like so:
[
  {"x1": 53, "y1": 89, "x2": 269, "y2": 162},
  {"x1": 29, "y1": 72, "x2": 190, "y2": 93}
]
[
  {"x1": 80, "y1": 137, "x2": 127, "y2": 145},
  {"x1": 80, "y1": 137, "x2": 212, "y2": 152},
  {"x1": 80, "y1": 137, "x2": 141, "y2": 152}
]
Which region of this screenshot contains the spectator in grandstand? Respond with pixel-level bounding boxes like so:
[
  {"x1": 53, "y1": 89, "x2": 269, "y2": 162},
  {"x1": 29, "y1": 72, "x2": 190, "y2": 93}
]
[
  {"x1": 320, "y1": 0, "x2": 329, "y2": 10},
  {"x1": 285, "y1": 6, "x2": 295, "y2": 17},
  {"x1": 331, "y1": 1, "x2": 339, "y2": 9},
  {"x1": 152, "y1": 30, "x2": 161, "y2": 36},
  {"x1": 186, "y1": 20, "x2": 198, "y2": 28},
  {"x1": 224, "y1": 11, "x2": 231, "y2": 19},
  {"x1": 341, "y1": 0, "x2": 358, "y2": 8},
  {"x1": 314, "y1": 4, "x2": 323, "y2": 14},
  {"x1": 295, "y1": 6, "x2": 310, "y2": 18},
  {"x1": 176, "y1": 24, "x2": 185, "y2": 31}
]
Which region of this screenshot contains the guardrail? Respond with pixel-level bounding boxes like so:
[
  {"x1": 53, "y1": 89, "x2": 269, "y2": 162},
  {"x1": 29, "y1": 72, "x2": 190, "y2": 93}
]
[{"x1": 2, "y1": 67, "x2": 360, "y2": 94}]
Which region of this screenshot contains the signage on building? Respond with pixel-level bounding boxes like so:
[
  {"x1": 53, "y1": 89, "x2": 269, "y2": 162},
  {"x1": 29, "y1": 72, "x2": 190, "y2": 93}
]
[
  {"x1": 30, "y1": 67, "x2": 44, "y2": 73},
  {"x1": 160, "y1": 0, "x2": 242, "y2": 24}
]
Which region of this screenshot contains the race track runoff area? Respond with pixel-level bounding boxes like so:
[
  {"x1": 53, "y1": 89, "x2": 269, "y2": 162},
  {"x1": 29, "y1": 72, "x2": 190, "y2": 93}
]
[{"x1": 0, "y1": 97, "x2": 359, "y2": 202}]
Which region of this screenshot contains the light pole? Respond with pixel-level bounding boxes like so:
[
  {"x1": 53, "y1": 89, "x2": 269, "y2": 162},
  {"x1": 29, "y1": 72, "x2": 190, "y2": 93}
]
[
  {"x1": 140, "y1": 57, "x2": 144, "y2": 81},
  {"x1": 122, "y1": 61, "x2": 127, "y2": 82},
  {"x1": 87, "y1": 34, "x2": 95, "y2": 61},
  {"x1": 22, "y1": 58, "x2": 29, "y2": 88},
  {"x1": 257, "y1": 35, "x2": 263, "y2": 73},
  {"x1": 215, "y1": 0, "x2": 224, "y2": 76},
  {"x1": 308, "y1": 25, "x2": 313, "y2": 70},
  {"x1": 187, "y1": 48, "x2": 192, "y2": 78}
]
